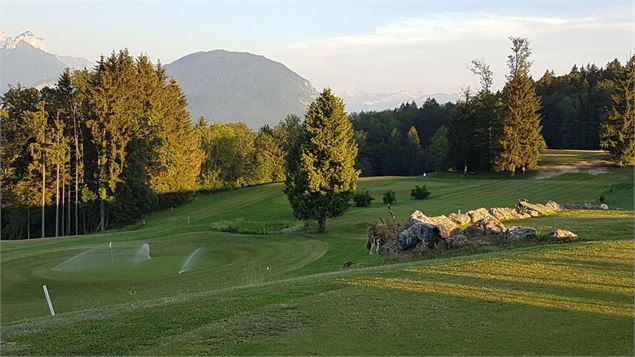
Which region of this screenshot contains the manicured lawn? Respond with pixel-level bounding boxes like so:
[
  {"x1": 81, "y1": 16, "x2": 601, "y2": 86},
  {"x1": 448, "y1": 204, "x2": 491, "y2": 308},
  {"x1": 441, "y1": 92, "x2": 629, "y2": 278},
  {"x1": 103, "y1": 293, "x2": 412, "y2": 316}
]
[{"x1": 1, "y1": 150, "x2": 633, "y2": 355}]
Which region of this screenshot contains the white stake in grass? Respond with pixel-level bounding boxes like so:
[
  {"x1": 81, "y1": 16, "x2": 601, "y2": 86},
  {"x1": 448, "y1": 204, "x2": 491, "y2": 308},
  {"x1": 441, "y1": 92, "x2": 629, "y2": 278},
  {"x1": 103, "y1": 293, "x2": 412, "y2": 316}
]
[
  {"x1": 109, "y1": 241, "x2": 114, "y2": 263},
  {"x1": 42, "y1": 285, "x2": 55, "y2": 316}
]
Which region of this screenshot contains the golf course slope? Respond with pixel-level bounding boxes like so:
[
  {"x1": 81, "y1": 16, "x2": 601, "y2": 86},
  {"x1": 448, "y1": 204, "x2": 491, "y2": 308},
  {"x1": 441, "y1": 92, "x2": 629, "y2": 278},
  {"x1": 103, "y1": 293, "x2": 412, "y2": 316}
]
[{"x1": 1, "y1": 150, "x2": 633, "y2": 355}]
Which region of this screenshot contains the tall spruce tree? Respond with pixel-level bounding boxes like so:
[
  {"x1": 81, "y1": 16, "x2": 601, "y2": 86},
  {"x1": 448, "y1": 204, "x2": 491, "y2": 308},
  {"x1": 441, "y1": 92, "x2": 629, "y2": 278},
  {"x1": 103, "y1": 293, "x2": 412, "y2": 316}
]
[
  {"x1": 600, "y1": 57, "x2": 634, "y2": 166},
  {"x1": 284, "y1": 89, "x2": 359, "y2": 233},
  {"x1": 493, "y1": 37, "x2": 546, "y2": 175}
]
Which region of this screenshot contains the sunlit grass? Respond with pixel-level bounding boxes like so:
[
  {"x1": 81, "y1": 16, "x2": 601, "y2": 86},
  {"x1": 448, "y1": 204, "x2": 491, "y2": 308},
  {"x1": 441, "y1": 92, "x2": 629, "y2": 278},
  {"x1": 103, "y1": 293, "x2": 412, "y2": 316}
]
[{"x1": 341, "y1": 241, "x2": 635, "y2": 318}]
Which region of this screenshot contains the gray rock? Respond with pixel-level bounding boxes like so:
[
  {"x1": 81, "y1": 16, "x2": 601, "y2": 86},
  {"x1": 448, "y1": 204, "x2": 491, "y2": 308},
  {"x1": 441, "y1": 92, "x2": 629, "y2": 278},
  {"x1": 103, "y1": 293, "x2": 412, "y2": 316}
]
[
  {"x1": 563, "y1": 202, "x2": 602, "y2": 210},
  {"x1": 542, "y1": 228, "x2": 579, "y2": 243},
  {"x1": 600, "y1": 203, "x2": 609, "y2": 210},
  {"x1": 464, "y1": 215, "x2": 507, "y2": 238},
  {"x1": 378, "y1": 239, "x2": 402, "y2": 259},
  {"x1": 504, "y1": 226, "x2": 537, "y2": 240},
  {"x1": 405, "y1": 211, "x2": 458, "y2": 238},
  {"x1": 446, "y1": 232, "x2": 469, "y2": 249},
  {"x1": 397, "y1": 222, "x2": 443, "y2": 249}
]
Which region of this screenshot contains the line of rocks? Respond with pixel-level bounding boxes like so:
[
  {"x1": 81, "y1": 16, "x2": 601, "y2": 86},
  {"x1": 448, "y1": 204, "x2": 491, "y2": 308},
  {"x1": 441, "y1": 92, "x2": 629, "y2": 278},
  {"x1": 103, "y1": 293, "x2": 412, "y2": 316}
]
[{"x1": 378, "y1": 201, "x2": 579, "y2": 260}]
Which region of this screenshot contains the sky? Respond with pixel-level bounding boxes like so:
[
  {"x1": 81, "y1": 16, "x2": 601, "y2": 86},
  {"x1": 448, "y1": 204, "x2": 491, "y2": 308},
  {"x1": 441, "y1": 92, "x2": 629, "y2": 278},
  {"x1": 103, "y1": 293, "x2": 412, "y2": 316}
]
[{"x1": 2, "y1": 0, "x2": 633, "y2": 95}]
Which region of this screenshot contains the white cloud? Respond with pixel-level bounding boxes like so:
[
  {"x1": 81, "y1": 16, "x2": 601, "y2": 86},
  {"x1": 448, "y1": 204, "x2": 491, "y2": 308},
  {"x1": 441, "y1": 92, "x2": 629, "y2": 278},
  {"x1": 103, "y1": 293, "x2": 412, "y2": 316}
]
[{"x1": 264, "y1": 11, "x2": 633, "y2": 94}]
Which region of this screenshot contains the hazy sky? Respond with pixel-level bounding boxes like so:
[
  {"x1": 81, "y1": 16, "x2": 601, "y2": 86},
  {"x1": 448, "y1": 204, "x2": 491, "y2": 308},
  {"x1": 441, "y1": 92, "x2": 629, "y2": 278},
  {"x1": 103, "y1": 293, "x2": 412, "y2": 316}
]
[{"x1": 2, "y1": 0, "x2": 633, "y2": 94}]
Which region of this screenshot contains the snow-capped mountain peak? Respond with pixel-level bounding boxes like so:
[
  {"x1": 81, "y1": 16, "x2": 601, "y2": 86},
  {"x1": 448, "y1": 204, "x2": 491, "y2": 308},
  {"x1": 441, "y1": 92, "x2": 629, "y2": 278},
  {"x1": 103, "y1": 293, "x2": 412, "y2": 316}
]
[{"x1": 1, "y1": 31, "x2": 47, "y2": 51}]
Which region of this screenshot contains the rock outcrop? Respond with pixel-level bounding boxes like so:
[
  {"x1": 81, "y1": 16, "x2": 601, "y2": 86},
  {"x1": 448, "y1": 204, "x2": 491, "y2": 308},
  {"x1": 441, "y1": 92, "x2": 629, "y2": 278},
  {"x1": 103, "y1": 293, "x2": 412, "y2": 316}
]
[
  {"x1": 489, "y1": 207, "x2": 530, "y2": 221},
  {"x1": 448, "y1": 213, "x2": 471, "y2": 226},
  {"x1": 517, "y1": 200, "x2": 561, "y2": 217},
  {"x1": 562, "y1": 202, "x2": 609, "y2": 210},
  {"x1": 504, "y1": 226, "x2": 537, "y2": 240},
  {"x1": 464, "y1": 215, "x2": 507, "y2": 238},
  {"x1": 467, "y1": 208, "x2": 490, "y2": 223},
  {"x1": 379, "y1": 222, "x2": 444, "y2": 260},
  {"x1": 542, "y1": 228, "x2": 579, "y2": 243},
  {"x1": 406, "y1": 211, "x2": 458, "y2": 238},
  {"x1": 376, "y1": 200, "x2": 578, "y2": 260}
]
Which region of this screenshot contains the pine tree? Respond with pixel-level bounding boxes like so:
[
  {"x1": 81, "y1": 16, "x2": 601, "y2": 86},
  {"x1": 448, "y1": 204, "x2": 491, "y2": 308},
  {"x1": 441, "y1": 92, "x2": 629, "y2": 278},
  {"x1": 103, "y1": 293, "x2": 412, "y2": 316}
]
[
  {"x1": 284, "y1": 89, "x2": 359, "y2": 233},
  {"x1": 601, "y1": 57, "x2": 634, "y2": 166},
  {"x1": 493, "y1": 37, "x2": 546, "y2": 175}
]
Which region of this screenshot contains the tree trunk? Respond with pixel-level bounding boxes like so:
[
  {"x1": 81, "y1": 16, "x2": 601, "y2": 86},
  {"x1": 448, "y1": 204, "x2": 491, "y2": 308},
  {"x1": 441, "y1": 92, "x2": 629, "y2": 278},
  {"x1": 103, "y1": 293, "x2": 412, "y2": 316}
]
[
  {"x1": 41, "y1": 153, "x2": 46, "y2": 238},
  {"x1": 67, "y1": 184, "x2": 71, "y2": 235},
  {"x1": 317, "y1": 218, "x2": 326, "y2": 233},
  {"x1": 61, "y1": 178, "x2": 64, "y2": 236},
  {"x1": 99, "y1": 200, "x2": 105, "y2": 233},
  {"x1": 55, "y1": 164, "x2": 59, "y2": 237},
  {"x1": 74, "y1": 118, "x2": 80, "y2": 236},
  {"x1": 27, "y1": 206, "x2": 30, "y2": 239},
  {"x1": 522, "y1": 165, "x2": 526, "y2": 175}
]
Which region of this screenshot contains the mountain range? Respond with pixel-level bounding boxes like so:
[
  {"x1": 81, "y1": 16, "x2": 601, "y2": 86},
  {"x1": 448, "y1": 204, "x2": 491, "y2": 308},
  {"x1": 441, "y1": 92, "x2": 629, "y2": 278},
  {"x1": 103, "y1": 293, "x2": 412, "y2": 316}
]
[
  {"x1": 1, "y1": 31, "x2": 457, "y2": 128},
  {"x1": 0, "y1": 31, "x2": 94, "y2": 89},
  {"x1": 164, "y1": 50, "x2": 318, "y2": 128}
]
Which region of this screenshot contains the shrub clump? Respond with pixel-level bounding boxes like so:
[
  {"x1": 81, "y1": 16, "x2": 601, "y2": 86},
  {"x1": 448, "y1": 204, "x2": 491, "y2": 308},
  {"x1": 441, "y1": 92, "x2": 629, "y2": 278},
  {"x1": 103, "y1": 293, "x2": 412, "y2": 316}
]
[
  {"x1": 210, "y1": 219, "x2": 297, "y2": 235},
  {"x1": 382, "y1": 190, "x2": 396, "y2": 205},
  {"x1": 410, "y1": 185, "x2": 431, "y2": 199},
  {"x1": 352, "y1": 191, "x2": 375, "y2": 207}
]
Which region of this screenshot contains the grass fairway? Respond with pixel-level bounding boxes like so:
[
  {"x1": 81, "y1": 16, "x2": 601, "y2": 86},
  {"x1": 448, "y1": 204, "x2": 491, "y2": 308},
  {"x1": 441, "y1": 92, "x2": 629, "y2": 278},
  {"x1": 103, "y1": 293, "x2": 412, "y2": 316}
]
[{"x1": 1, "y1": 150, "x2": 633, "y2": 355}]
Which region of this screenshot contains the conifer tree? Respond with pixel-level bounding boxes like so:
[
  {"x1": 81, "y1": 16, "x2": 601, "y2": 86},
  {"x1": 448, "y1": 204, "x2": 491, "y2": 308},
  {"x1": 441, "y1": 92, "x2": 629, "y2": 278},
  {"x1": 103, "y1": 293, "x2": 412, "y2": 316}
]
[
  {"x1": 601, "y1": 57, "x2": 634, "y2": 166},
  {"x1": 284, "y1": 89, "x2": 359, "y2": 233},
  {"x1": 493, "y1": 37, "x2": 546, "y2": 175}
]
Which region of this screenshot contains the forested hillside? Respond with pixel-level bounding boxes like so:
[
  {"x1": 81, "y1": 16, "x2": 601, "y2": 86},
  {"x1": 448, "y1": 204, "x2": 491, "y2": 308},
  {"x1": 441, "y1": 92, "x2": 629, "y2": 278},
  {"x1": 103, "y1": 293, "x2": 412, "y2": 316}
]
[{"x1": 1, "y1": 41, "x2": 633, "y2": 240}]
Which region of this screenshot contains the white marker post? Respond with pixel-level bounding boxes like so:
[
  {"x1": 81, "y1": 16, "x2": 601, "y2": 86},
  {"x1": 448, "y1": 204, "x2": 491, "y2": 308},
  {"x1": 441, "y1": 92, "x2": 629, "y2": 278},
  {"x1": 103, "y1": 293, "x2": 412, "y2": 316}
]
[{"x1": 42, "y1": 285, "x2": 55, "y2": 316}]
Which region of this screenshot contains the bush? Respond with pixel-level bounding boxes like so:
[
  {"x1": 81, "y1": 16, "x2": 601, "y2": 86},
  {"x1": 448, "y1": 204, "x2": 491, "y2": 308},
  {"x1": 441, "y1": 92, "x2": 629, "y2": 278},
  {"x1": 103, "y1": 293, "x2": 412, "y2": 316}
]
[
  {"x1": 352, "y1": 191, "x2": 375, "y2": 207},
  {"x1": 599, "y1": 195, "x2": 606, "y2": 203},
  {"x1": 410, "y1": 185, "x2": 431, "y2": 199},
  {"x1": 382, "y1": 190, "x2": 396, "y2": 205},
  {"x1": 210, "y1": 219, "x2": 297, "y2": 234}
]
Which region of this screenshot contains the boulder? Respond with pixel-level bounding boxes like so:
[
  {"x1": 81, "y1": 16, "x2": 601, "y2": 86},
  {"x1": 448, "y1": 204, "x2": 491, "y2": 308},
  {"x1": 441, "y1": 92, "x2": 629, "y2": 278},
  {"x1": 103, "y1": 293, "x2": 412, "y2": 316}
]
[
  {"x1": 403, "y1": 210, "x2": 427, "y2": 229},
  {"x1": 600, "y1": 203, "x2": 609, "y2": 210},
  {"x1": 489, "y1": 207, "x2": 528, "y2": 221},
  {"x1": 378, "y1": 239, "x2": 402, "y2": 259},
  {"x1": 379, "y1": 222, "x2": 444, "y2": 259},
  {"x1": 464, "y1": 215, "x2": 507, "y2": 238},
  {"x1": 405, "y1": 211, "x2": 458, "y2": 238},
  {"x1": 517, "y1": 201, "x2": 560, "y2": 217},
  {"x1": 545, "y1": 200, "x2": 562, "y2": 212},
  {"x1": 467, "y1": 208, "x2": 489, "y2": 223},
  {"x1": 504, "y1": 226, "x2": 537, "y2": 240},
  {"x1": 445, "y1": 232, "x2": 469, "y2": 249},
  {"x1": 411, "y1": 241, "x2": 433, "y2": 254},
  {"x1": 397, "y1": 222, "x2": 442, "y2": 249},
  {"x1": 448, "y1": 213, "x2": 472, "y2": 226},
  {"x1": 542, "y1": 228, "x2": 579, "y2": 243}
]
